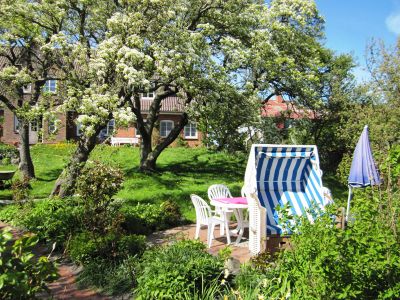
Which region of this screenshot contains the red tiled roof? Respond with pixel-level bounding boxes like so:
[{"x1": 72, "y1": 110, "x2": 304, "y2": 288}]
[{"x1": 140, "y1": 95, "x2": 185, "y2": 113}]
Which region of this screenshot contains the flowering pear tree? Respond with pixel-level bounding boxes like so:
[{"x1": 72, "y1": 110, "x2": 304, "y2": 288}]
[
  {"x1": 93, "y1": 0, "x2": 333, "y2": 171},
  {"x1": 50, "y1": 0, "x2": 136, "y2": 197},
  {"x1": 0, "y1": 0, "x2": 67, "y2": 178}
]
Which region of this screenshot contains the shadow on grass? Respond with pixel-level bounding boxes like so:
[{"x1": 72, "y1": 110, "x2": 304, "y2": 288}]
[{"x1": 35, "y1": 168, "x2": 64, "y2": 182}]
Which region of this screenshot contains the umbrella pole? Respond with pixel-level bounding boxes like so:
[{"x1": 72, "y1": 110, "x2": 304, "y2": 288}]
[{"x1": 346, "y1": 186, "x2": 353, "y2": 222}]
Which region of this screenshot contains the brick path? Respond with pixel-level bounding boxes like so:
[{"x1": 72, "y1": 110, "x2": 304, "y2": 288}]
[
  {"x1": 1, "y1": 221, "x2": 253, "y2": 299},
  {"x1": 0, "y1": 222, "x2": 109, "y2": 299}
]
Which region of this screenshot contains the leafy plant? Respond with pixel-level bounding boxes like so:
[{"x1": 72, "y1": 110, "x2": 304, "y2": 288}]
[
  {"x1": 0, "y1": 143, "x2": 18, "y2": 161},
  {"x1": 76, "y1": 256, "x2": 138, "y2": 296},
  {"x1": 0, "y1": 230, "x2": 58, "y2": 299},
  {"x1": 68, "y1": 231, "x2": 146, "y2": 265},
  {"x1": 11, "y1": 176, "x2": 31, "y2": 202},
  {"x1": 121, "y1": 201, "x2": 182, "y2": 235},
  {"x1": 76, "y1": 162, "x2": 124, "y2": 235},
  {"x1": 135, "y1": 239, "x2": 225, "y2": 299},
  {"x1": 251, "y1": 196, "x2": 400, "y2": 299},
  {"x1": 10, "y1": 198, "x2": 82, "y2": 247}
]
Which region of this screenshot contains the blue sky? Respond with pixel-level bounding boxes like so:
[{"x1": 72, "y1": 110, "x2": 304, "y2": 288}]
[{"x1": 315, "y1": 0, "x2": 400, "y2": 81}]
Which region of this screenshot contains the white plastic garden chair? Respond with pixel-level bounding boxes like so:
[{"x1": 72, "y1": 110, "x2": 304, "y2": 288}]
[
  {"x1": 207, "y1": 184, "x2": 237, "y2": 235},
  {"x1": 190, "y1": 194, "x2": 231, "y2": 247}
]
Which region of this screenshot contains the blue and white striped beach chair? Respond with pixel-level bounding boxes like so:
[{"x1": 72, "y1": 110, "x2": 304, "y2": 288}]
[{"x1": 244, "y1": 144, "x2": 331, "y2": 253}]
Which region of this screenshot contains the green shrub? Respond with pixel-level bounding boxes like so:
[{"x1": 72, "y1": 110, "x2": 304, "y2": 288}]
[
  {"x1": 0, "y1": 204, "x2": 20, "y2": 223},
  {"x1": 76, "y1": 162, "x2": 124, "y2": 235},
  {"x1": 0, "y1": 143, "x2": 18, "y2": 161},
  {"x1": 68, "y1": 232, "x2": 146, "y2": 265},
  {"x1": 135, "y1": 239, "x2": 224, "y2": 299},
  {"x1": 121, "y1": 201, "x2": 182, "y2": 235},
  {"x1": 67, "y1": 232, "x2": 98, "y2": 265},
  {"x1": 253, "y1": 197, "x2": 400, "y2": 299},
  {"x1": 11, "y1": 176, "x2": 31, "y2": 202},
  {"x1": 118, "y1": 234, "x2": 147, "y2": 257},
  {"x1": 0, "y1": 230, "x2": 58, "y2": 299},
  {"x1": 76, "y1": 256, "x2": 137, "y2": 296},
  {"x1": 160, "y1": 200, "x2": 182, "y2": 227},
  {"x1": 3, "y1": 198, "x2": 82, "y2": 247}
]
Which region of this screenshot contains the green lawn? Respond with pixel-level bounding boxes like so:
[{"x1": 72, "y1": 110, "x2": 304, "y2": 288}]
[
  {"x1": 0, "y1": 143, "x2": 348, "y2": 221},
  {"x1": 0, "y1": 144, "x2": 248, "y2": 220}
]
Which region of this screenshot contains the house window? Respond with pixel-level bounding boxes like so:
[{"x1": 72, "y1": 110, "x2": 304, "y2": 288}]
[
  {"x1": 142, "y1": 91, "x2": 154, "y2": 98},
  {"x1": 184, "y1": 122, "x2": 197, "y2": 139},
  {"x1": 99, "y1": 119, "x2": 115, "y2": 139},
  {"x1": 14, "y1": 115, "x2": 19, "y2": 132},
  {"x1": 76, "y1": 122, "x2": 82, "y2": 136},
  {"x1": 30, "y1": 120, "x2": 38, "y2": 132},
  {"x1": 23, "y1": 84, "x2": 32, "y2": 94},
  {"x1": 160, "y1": 120, "x2": 173, "y2": 137},
  {"x1": 44, "y1": 80, "x2": 57, "y2": 93},
  {"x1": 48, "y1": 119, "x2": 57, "y2": 134}
]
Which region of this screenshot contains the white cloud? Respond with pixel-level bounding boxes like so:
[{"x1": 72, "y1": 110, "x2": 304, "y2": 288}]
[{"x1": 386, "y1": 12, "x2": 400, "y2": 35}]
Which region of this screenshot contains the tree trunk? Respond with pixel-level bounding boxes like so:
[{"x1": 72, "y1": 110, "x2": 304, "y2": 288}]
[
  {"x1": 139, "y1": 113, "x2": 188, "y2": 172},
  {"x1": 18, "y1": 120, "x2": 35, "y2": 179},
  {"x1": 139, "y1": 133, "x2": 156, "y2": 172},
  {"x1": 51, "y1": 131, "x2": 99, "y2": 198}
]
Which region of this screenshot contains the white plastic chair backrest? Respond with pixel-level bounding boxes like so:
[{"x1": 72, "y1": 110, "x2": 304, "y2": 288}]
[
  {"x1": 208, "y1": 184, "x2": 232, "y2": 201},
  {"x1": 248, "y1": 193, "x2": 267, "y2": 256},
  {"x1": 191, "y1": 194, "x2": 212, "y2": 225},
  {"x1": 241, "y1": 186, "x2": 248, "y2": 197}
]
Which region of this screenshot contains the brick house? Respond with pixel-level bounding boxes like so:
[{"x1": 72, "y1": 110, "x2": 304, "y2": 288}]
[
  {"x1": 262, "y1": 94, "x2": 314, "y2": 125},
  {"x1": 0, "y1": 81, "x2": 203, "y2": 147}
]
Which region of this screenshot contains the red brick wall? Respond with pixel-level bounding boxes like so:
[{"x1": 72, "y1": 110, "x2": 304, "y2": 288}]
[
  {"x1": 113, "y1": 114, "x2": 203, "y2": 148},
  {"x1": 2, "y1": 107, "x2": 67, "y2": 145},
  {"x1": 2, "y1": 108, "x2": 20, "y2": 145},
  {"x1": 42, "y1": 113, "x2": 67, "y2": 143}
]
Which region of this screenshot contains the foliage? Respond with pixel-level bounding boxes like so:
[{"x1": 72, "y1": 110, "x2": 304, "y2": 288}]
[
  {"x1": 76, "y1": 162, "x2": 124, "y2": 235},
  {"x1": 336, "y1": 152, "x2": 353, "y2": 185},
  {"x1": 67, "y1": 231, "x2": 146, "y2": 265},
  {"x1": 135, "y1": 239, "x2": 225, "y2": 299},
  {"x1": 0, "y1": 230, "x2": 58, "y2": 299},
  {"x1": 0, "y1": 144, "x2": 18, "y2": 162},
  {"x1": 252, "y1": 196, "x2": 400, "y2": 299},
  {"x1": 76, "y1": 256, "x2": 137, "y2": 296},
  {"x1": 1, "y1": 198, "x2": 82, "y2": 248},
  {"x1": 11, "y1": 176, "x2": 31, "y2": 202},
  {"x1": 121, "y1": 201, "x2": 182, "y2": 235}
]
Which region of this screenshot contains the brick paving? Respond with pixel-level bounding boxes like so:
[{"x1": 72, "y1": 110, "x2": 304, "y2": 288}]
[{"x1": 147, "y1": 223, "x2": 253, "y2": 263}]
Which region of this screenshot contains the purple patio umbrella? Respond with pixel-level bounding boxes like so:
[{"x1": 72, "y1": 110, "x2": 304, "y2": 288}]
[{"x1": 346, "y1": 125, "x2": 381, "y2": 220}]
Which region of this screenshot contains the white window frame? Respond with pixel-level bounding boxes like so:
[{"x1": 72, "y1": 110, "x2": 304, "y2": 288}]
[
  {"x1": 76, "y1": 122, "x2": 82, "y2": 136},
  {"x1": 48, "y1": 118, "x2": 57, "y2": 134},
  {"x1": 14, "y1": 114, "x2": 19, "y2": 132},
  {"x1": 23, "y1": 84, "x2": 32, "y2": 94},
  {"x1": 184, "y1": 122, "x2": 198, "y2": 139},
  {"x1": 44, "y1": 80, "x2": 57, "y2": 93},
  {"x1": 159, "y1": 120, "x2": 174, "y2": 137},
  {"x1": 141, "y1": 91, "x2": 154, "y2": 99},
  {"x1": 106, "y1": 119, "x2": 115, "y2": 136}
]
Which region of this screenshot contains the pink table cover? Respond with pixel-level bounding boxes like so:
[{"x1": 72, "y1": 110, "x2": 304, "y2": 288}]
[{"x1": 214, "y1": 197, "x2": 248, "y2": 205}]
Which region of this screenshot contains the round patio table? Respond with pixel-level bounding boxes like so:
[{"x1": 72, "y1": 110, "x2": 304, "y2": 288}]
[{"x1": 210, "y1": 197, "x2": 248, "y2": 245}]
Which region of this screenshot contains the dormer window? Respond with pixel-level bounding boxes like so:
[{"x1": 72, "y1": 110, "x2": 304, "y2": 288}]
[{"x1": 44, "y1": 80, "x2": 57, "y2": 93}]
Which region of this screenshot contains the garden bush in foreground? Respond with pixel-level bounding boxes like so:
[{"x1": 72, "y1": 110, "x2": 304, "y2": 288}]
[
  {"x1": 235, "y1": 193, "x2": 400, "y2": 300},
  {"x1": 135, "y1": 239, "x2": 225, "y2": 299},
  {"x1": 0, "y1": 230, "x2": 58, "y2": 299}
]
